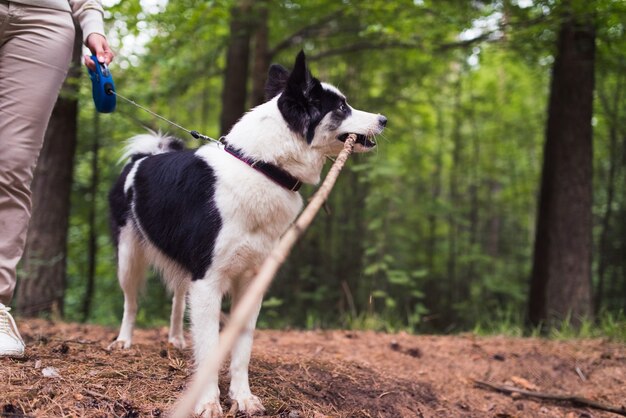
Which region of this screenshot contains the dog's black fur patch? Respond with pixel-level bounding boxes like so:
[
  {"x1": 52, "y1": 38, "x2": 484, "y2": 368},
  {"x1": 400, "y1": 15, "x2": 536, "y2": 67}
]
[{"x1": 112, "y1": 151, "x2": 222, "y2": 281}]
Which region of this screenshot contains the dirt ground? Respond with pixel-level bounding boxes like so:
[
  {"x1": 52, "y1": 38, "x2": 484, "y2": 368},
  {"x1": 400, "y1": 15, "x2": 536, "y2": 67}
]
[{"x1": 1, "y1": 319, "x2": 625, "y2": 417}]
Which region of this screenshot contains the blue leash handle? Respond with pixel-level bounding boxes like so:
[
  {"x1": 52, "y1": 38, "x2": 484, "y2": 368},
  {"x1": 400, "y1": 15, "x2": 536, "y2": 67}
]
[{"x1": 87, "y1": 54, "x2": 116, "y2": 113}]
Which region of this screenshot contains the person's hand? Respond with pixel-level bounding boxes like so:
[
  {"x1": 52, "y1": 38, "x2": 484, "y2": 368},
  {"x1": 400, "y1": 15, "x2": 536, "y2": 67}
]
[{"x1": 84, "y1": 33, "x2": 114, "y2": 71}]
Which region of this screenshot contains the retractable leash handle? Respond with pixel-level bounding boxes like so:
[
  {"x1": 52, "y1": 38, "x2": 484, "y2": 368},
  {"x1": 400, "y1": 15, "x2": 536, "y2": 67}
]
[
  {"x1": 86, "y1": 57, "x2": 220, "y2": 143},
  {"x1": 87, "y1": 54, "x2": 116, "y2": 113}
]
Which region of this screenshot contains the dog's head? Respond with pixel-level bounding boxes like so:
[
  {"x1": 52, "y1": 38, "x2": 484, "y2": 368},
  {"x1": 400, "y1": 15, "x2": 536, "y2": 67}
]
[{"x1": 266, "y1": 51, "x2": 387, "y2": 155}]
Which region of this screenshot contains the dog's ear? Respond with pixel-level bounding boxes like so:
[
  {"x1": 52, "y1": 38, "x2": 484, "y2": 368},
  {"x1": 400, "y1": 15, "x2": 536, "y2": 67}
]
[
  {"x1": 278, "y1": 51, "x2": 321, "y2": 143},
  {"x1": 287, "y1": 50, "x2": 313, "y2": 93},
  {"x1": 265, "y1": 64, "x2": 289, "y2": 101}
]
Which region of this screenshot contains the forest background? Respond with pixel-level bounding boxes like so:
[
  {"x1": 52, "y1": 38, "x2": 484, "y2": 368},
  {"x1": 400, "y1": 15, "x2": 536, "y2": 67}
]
[{"x1": 14, "y1": 0, "x2": 626, "y2": 338}]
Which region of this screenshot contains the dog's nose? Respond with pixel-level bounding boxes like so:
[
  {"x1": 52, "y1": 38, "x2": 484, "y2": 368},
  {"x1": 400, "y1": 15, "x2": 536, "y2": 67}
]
[{"x1": 378, "y1": 115, "x2": 387, "y2": 127}]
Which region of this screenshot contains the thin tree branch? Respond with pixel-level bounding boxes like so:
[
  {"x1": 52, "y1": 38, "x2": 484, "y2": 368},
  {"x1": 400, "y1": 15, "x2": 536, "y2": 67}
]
[
  {"x1": 309, "y1": 40, "x2": 422, "y2": 61},
  {"x1": 269, "y1": 9, "x2": 347, "y2": 57},
  {"x1": 474, "y1": 380, "x2": 626, "y2": 416},
  {"x1": 436, "y1": 31, "x2": 501, "y2": 51},
  {"x1": 309, "y1": 12, "x2": 552, "y2": 61}
]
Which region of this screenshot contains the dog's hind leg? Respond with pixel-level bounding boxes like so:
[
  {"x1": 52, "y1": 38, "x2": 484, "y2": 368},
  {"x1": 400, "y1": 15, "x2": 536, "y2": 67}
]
[
  {"x1": 228, "y1": 282, "x2": 265, "y2": 416},
  {"x1": 108, "y1": 226, "x2": 147, "y2": 350},
  {"x1": 188, "y1": 275, "x2": 224, "y2": 417},
  {"x1": 168, "y1": 281, "x2": 188, "y2": 349}
]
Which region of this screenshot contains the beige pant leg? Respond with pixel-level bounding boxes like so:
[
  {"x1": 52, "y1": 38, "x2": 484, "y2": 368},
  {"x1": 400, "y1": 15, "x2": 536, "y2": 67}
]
[{"x1": 0, "y1": 1, "x2": 75, "y2": 305}]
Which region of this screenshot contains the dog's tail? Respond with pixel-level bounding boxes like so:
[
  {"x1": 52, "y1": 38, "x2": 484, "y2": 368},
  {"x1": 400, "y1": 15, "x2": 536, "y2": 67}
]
[{"x1": 120, "y1": 130, "x2": 185, "y2": 163}]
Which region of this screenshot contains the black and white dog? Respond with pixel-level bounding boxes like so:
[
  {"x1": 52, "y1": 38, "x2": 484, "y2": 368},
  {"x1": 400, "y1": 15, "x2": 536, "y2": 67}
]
[{"x1": 108, "y1": 51, "x2": 386, "y2": 416}]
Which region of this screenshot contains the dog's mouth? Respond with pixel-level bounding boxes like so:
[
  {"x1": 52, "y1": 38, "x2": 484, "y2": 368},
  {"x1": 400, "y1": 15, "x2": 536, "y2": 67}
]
[{"x1": 337, "y1": 133, "x2": 376, "y2": 148}]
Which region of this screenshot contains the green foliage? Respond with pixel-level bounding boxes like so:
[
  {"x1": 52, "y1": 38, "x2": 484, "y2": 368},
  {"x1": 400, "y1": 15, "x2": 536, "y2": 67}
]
[
  {"x1": 61, "y1": 1, "x2": 626, "y2": 338},
  {"x1": 472, "y1": 308, "x2": 530, "y2": 338},
  {"x1": 473, "y1": 310, "x2": 626, "y2": 342},
  {"x1": 548, "y1": 312, "x2": 626, "y2": 342}
]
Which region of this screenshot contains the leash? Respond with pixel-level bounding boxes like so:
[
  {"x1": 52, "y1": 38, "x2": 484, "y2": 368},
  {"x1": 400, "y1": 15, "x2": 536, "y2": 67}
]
[
  {"x1": 87, "y1": 55, "x2": 221, "y2": 144},
  {"x1": 111, "y1": 90, "x2": 221, "y2": 144},
  {"x1": 87, "y1": 56, "x2": 306, "y2": 192}
]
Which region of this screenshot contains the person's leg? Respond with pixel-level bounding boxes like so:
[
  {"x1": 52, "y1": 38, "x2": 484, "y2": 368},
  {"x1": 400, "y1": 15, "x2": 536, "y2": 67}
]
[
  {"x1": 0, "y1": 2, "x2": 75, "y2": 306},
  {"x1": 0, "y1": 2, "x2": 75, "y2": 356}
]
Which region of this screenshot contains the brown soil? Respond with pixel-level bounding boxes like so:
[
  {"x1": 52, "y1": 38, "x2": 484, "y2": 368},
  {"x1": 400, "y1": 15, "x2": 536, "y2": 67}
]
[{"x1": 1, "y1": 319, "x2": 625, "y2": 417}]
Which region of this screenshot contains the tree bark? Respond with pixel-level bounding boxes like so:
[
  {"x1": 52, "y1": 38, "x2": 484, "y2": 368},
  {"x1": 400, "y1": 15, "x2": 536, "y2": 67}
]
[
  {"x1": 250, "y1": 1, "x2": 269, "y2": 107},
  {"x1": 427, "y1": 103, "x2": 444, "y2": 272},
  {"x1": 82, "y1": 111, "x2": 100, "y2": 321},
  {"x1": 16, "y1": 31, "x2": 81, "y2": 317},
  {"x1": 528, "y1": 15, "x2": 595, "y2": 327},
  {"x1": 446, "y1": 75, "x2": 463, "y2": 319},
  {"x1": 219, "y1": 0, "x2": 254, "y2": 136}
]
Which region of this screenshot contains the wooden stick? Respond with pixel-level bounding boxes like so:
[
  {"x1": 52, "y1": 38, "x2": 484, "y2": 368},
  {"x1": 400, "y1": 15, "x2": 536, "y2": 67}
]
[
  {"x1": 474, "y1": 379, "x2": 626, "y2": 416},
  {"x1": 170, "y1": 135, "x2": 357, "y2": 418}
]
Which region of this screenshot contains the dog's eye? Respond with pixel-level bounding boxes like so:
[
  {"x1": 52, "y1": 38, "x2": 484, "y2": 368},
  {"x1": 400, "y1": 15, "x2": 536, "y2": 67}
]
[{"x1": 339, "y1": 103, "x2": 348, "y2": 113}]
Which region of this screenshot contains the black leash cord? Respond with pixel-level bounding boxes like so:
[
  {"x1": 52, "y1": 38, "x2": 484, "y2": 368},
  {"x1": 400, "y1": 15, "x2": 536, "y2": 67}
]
[{"x1": 109, "y1": 89, "x2": 221, "y2": 144}]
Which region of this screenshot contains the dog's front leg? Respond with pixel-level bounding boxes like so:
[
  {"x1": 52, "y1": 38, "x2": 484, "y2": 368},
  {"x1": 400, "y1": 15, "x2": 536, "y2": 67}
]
[
  {"x1": 229, "y1": 286, "x2": 265, "y2": 416},
  {"x1": 188, "y1": 278, "x2": 223, "y2": 417}
]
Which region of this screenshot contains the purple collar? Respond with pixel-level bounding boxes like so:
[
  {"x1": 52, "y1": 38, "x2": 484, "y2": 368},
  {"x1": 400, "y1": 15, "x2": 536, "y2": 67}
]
[{"x1": 223, "y1": 144, "x2": 303, "y2": 192}]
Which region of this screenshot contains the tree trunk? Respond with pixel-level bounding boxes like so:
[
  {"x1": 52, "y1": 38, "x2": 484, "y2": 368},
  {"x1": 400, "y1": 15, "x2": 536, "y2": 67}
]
[
  {"x1": 594, "y1": 76, "x2": 622, "y2": 314},
  {"x1": 16, "y1": 31, "x2": 81, "y2": 317},
  {"x1": 427, "y1": 103, "x2": 444, "y2": 272},
  {"x1": 446, "y1": 75, "x2": 463, "y2": 320},
  {"x1": 528, "y1": 15, "x2": 595, "y2": 327},
  {"x1": 219, "y1": 0, "x2": 254, "y2": 136},
  {"x1": 82, "y1": 111, "x2": 100, "y2": 321},
  {"x1": 486, "y1": 181, "x2": 502, "y2": 257},
  {"x1": 466, "y1": 91, "x2": 481, "y2": 297},
  {"x1": 250, "y1": 1, "x2": 269, "y2": 107}
]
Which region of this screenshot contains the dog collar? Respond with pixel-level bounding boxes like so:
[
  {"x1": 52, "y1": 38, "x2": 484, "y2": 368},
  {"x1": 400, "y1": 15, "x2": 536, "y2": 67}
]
[{"x1": 223, "y1": 143, "x2": 303, "y2": 192}]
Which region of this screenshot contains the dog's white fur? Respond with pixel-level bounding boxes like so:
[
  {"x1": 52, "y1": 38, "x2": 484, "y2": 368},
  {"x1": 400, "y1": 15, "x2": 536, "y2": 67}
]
[{"x1": 109, "y1": 61, "x2": 384, "y2": 416}]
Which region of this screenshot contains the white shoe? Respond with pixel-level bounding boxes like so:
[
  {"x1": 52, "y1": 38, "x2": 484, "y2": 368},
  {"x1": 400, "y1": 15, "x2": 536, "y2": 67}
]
[{"x1": 0, "y1": 303, "x2": 25, "y2": 358}]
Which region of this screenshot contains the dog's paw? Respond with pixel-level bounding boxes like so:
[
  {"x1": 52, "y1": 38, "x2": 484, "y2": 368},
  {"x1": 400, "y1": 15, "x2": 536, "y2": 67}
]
[
  {"x1": 107, "y1": 339, "x2": 131, "y2": 350},
  {"x1": 168, "y1": 335, "x2": 186, "y2": 349},
  {"x1": 195, "y1": 400, "x2": 223, "y2": 417},
  {"x1": 233, "y1": 394, "x2": 265, "y2": 416}
]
